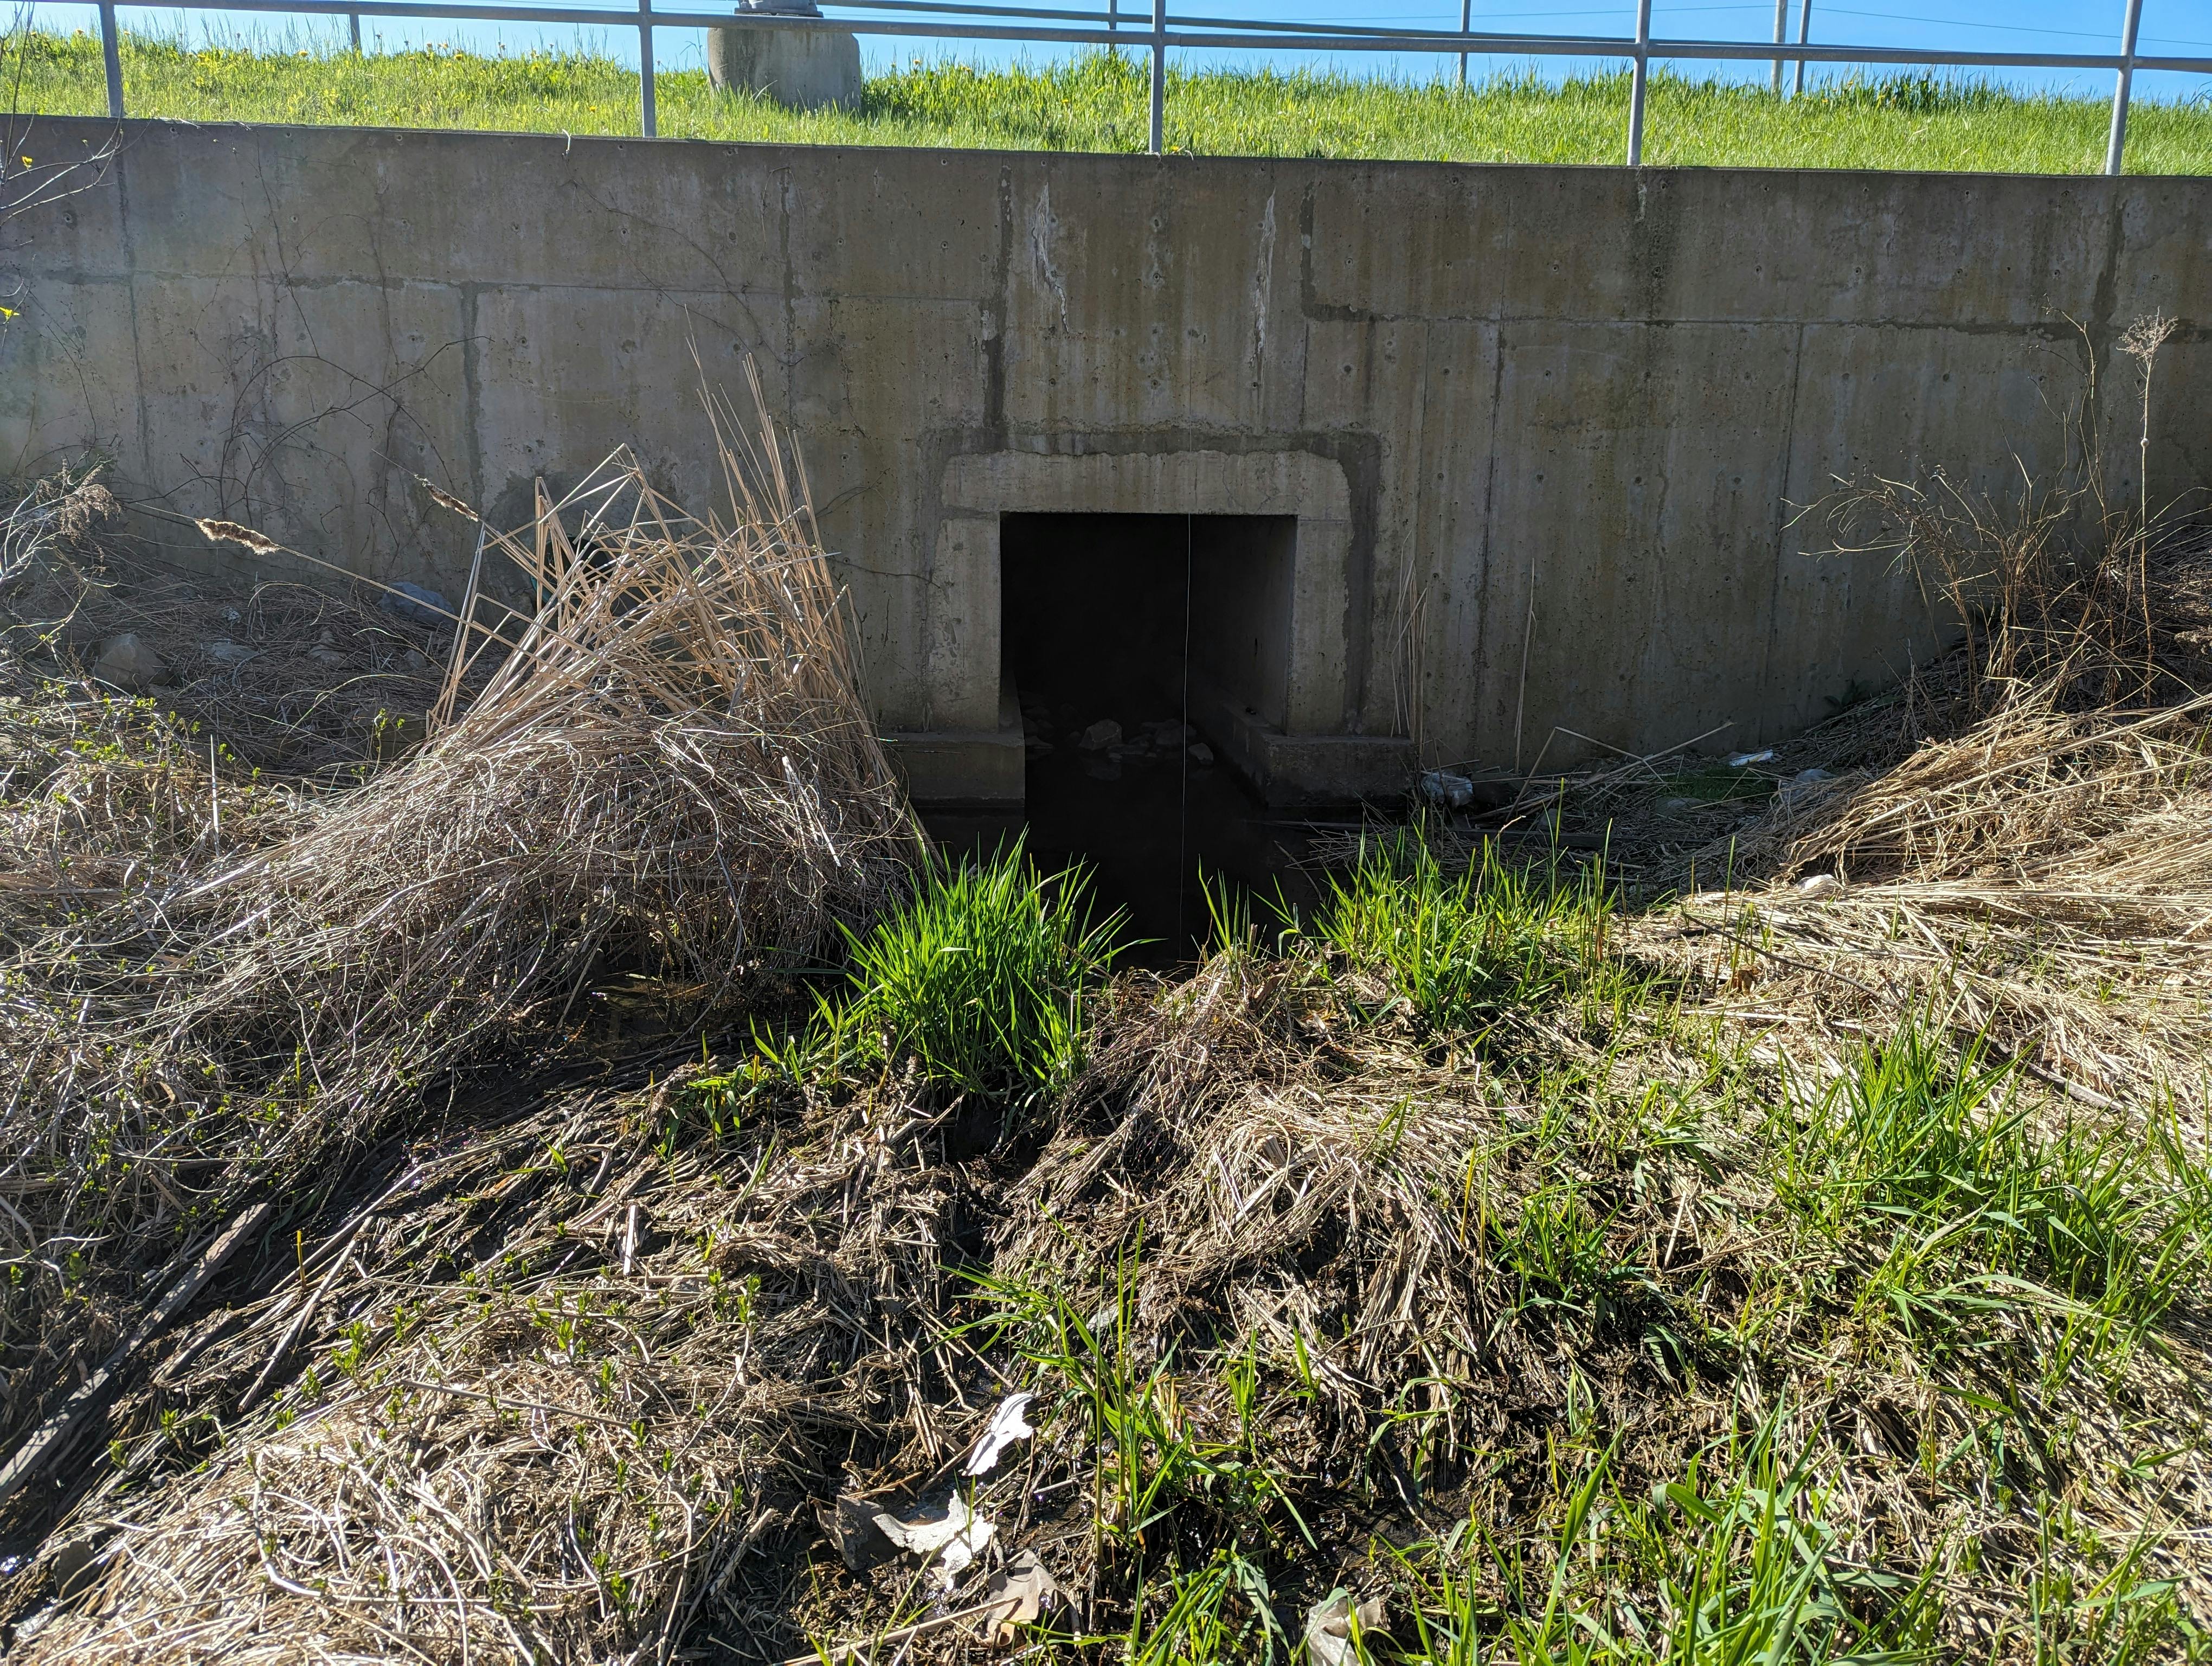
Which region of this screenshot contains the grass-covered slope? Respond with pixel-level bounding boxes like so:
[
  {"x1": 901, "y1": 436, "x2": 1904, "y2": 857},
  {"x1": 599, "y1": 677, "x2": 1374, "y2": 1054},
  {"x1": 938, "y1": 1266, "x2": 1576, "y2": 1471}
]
[{"x1": 8, "y1": 32, "x2": 2212, "y2": 173}]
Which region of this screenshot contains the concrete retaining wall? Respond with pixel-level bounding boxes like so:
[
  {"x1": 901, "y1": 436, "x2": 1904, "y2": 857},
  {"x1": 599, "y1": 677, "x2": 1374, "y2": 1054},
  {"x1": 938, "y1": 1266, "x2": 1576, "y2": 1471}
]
[{"x1": 5, "y1": 119, "x2": 2209, "y2": 800}]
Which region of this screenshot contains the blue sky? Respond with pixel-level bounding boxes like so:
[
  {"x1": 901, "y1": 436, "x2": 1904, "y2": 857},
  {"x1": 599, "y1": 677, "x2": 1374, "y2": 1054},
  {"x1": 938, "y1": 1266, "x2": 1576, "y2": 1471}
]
[{"x1": 17, "y1": 0, "x2": 2212, "y2": 100}]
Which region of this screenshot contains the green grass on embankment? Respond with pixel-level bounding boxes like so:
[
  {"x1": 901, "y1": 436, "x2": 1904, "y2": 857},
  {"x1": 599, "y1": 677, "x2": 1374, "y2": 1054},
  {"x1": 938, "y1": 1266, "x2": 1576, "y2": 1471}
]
[{"x1": 5, "y1": 28, "x2": 2211, "y2": 172}]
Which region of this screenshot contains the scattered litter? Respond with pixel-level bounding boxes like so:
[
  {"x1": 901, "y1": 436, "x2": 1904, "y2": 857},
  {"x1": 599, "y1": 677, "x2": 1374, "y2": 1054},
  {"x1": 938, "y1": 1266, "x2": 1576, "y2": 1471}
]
[
  {"x1": 978, "y1": 1550, "x2": 1063, "y2": 1645},
  {"x1": 1794, "y1": 872, "x2": 1844, "y2": 898},
  {"x1": 1078, "y1": 718, "x2": 1122, "y2": 751},
  {"x1": 90, "y1": 632, "x2": 163, "y2": 690},
  {"x1": 872, "y1": 1493, "x2": 996, "y2": 1590},
  {"x1": 963, "y1": 1391, "x2": 1036, "y2": 1476},
  {"x1": 1418, "y1": 769, "x2": 1475, "y2": 809},
  {"x1": 379, "y1": 580, "x2": 452, "y2": 626},
  {"x1": 1303, "y1": 1590, "x2": 1388, "y2": 1665},
  {"x1": 1726, "y1": 748, "x2": 1776, "y2": 767}
]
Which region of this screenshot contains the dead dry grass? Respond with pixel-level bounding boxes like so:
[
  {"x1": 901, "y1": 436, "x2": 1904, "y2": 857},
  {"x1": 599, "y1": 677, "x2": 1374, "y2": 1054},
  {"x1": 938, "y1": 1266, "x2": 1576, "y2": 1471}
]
[
  {"x1": 0, "y1": 383, "x2": 916, "y2": 1533},
  {"x1": 8, "y1": 343, "x2": 2212, "y2": 1663}
]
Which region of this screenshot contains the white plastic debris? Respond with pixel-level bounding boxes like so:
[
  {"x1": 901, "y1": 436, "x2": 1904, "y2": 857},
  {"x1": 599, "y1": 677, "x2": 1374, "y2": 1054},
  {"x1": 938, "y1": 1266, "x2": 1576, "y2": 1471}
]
[
  {"x1": 1726, "y1": 748, "x2": 1776, "y2": 768},
  {"x1": 872, "y1": 1494, "x2": 996, "y2": 1590},
  {"x1": 1418, "y1": 770, "x2": 1475, "y2": 809},
  {"x1": 1795, "y1": 873, "x2": 1844, "y2": 899},
  {"x1": 1303, "y1": 1590, "x2": 1388, "y2": 1665},
  {"x1": 964, "y1": 1392, "x2": 1036, "y2": 1477}
]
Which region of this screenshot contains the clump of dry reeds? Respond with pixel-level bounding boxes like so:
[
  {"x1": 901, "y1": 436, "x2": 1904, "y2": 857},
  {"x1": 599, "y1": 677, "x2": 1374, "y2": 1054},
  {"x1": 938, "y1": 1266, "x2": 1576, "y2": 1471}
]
[
  {"x1": 173, "y1": 398, "x2": 915, "y2": 1133},
  {"x1": 1625, "y1": 317, "x2": 2212, "y2": 1106},
  {"x1": 0, "y1": 383, "x2": 916, "y2": 1480}
]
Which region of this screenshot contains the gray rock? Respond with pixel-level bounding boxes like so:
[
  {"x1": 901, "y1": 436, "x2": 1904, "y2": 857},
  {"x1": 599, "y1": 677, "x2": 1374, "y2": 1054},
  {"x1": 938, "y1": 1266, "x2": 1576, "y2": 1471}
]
[
  {"x1": 1418, "y1": 770, "x2": 1475, "y2": 809},
  {"x1": 1078, "y1": 719, "x2": 1122, "y2": 752},
  {"x1": 91, "y1": 632, "x2": 164, "y2": 690},
  {"x1": 380, "y1": 581, "x2": 452, "y2": 627},
  {"x1": 202, "y1": 638, "x2": 256, "y2": 665},
  {"x1": 1188, "y1": 741, "x2": 1214, "y2": 766}
]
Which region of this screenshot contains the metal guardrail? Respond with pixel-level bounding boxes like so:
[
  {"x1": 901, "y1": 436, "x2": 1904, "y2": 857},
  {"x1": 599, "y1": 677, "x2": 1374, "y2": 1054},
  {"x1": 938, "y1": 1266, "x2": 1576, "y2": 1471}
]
[{"x1": 72, "y1": 0, "x2": 2196, "y2": 172}]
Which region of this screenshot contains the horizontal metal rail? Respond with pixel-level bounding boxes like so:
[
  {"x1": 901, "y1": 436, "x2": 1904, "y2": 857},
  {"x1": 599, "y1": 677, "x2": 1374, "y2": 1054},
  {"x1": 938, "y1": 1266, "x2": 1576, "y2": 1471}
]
[{"x1": 64, "y1": 0, "x2": 2196, "y2": 167}]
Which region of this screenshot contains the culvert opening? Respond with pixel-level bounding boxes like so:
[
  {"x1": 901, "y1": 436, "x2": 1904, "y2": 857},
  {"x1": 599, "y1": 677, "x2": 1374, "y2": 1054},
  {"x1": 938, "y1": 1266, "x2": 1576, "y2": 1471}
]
[{"x1": 1001, "y1": 511, "x2": 1295, "y2": 966}]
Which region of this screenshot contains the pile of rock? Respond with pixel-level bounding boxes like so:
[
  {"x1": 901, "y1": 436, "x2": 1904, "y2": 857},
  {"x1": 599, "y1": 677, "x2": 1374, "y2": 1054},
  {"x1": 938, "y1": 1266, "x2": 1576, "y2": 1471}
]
[{"x1": 1019, "y1": 713, "x2": 1212, "y2": 782}]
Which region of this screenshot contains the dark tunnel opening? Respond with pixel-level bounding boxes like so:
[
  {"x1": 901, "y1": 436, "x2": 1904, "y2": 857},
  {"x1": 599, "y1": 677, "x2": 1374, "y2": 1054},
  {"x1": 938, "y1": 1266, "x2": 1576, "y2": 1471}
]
[{"x1": 999, "y1": 511, "x2": 1298, "y2": 966}]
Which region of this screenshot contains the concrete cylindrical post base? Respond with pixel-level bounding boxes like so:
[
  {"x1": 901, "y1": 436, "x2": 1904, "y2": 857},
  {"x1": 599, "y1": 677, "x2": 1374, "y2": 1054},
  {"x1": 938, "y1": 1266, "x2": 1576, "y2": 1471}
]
[{"x1": 708, "y1": 0, "x2": 864, "y2": 113}]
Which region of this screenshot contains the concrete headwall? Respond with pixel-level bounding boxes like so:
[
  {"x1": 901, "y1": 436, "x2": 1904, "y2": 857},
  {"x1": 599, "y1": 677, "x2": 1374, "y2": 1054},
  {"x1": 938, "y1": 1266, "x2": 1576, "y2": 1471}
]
[{"x1": 5, "y1": 119, "x2": 2209, "y2": 800}]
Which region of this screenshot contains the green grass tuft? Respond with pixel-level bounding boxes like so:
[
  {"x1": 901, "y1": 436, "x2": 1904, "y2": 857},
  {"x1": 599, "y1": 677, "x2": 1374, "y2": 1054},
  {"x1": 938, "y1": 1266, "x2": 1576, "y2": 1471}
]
[
  {"x1": 1313, "y1": 828, "x2": 1625, "y2": 1035},
  {"x1": 836, "y1": 835, "x2": 1124, "y2": 1107},
  {"x1": 1771, "y1": 1027, "x2": 2212, "y2": 1341}
]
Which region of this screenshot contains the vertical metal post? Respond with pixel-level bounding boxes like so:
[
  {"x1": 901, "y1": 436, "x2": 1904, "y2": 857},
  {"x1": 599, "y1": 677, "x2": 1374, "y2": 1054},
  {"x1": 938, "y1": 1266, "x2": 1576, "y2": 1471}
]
[
  {"x1": 1625, "y1": 0, "x2": 1652, "y2": 166},
  {"x1": 1458, "y1": 0, "x2": 1471, "y2": 88},
  {"x1": 1108, "y1": 0, "x2": 1116, "y2": 48},
  {"x1": 638, "y1": 0, "x2": 657, "y2": 137},
  {"x1": 1791, "y1": 0, "x2": 1812, "y2": 97},
  {"x1": 97, "y1": 0, "x2": 124, "y2": 119},
  {"x1": 1148, "y1": 0, "x2": 1165, "y2": 154},
  {"x1": 1769, "y1": 0, "x2": 1786, "y2": 93},
  {"x1": 2106, "y1": 0, "x2": 2144, "y2": 176},
  {"x1": 348, "y1": 14, "x2": 361, "y2": 50}
]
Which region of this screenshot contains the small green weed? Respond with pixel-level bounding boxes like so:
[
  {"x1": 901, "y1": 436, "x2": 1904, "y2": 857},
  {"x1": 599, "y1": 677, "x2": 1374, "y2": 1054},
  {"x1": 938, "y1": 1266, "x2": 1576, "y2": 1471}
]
[{"x1": 964, "y1": 1247, "x2": 1313, "y2": 1562}]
